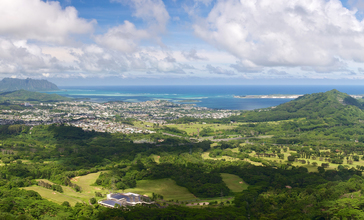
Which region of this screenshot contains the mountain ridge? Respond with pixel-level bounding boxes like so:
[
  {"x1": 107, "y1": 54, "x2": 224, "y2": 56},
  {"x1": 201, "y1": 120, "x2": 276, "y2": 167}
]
[{"x1": 0, "y1": 78, "x2": 59, "y2": 92}]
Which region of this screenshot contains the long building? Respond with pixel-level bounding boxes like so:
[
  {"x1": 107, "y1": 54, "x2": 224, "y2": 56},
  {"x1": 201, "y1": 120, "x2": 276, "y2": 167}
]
[{"x1": 98, "y1": 193, "x2": 154, "y2": 208}]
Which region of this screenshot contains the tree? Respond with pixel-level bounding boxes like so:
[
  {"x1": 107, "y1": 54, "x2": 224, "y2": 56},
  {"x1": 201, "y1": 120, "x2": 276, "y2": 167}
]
[
  {"x1": 318, "y1": 166, "x2": 325, "y2": 173},
  {"x1": 62, "y1": 201, "x2": 70, "y2": 207},
  {"x1": 90, "y1": 198, "x2": 96, "y2": 204}
]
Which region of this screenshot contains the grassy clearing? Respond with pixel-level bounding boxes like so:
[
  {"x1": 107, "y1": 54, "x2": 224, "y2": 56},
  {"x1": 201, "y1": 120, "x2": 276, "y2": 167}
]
[
  {"x1": 22, "y1": 186, "x2": 83, "y2": 206},
  {"x1": 25, "y1": 172, "x2": 236, "y2": 206},
  {"x1": 221, "y1": 173, "x2": 248, "y2": 193},
  {"x1": 23, "y1": 172, "x2": 108, "y2": 206},
  {"x1": 70, "y1": 171, "x2": 108, "y2": 196},
  {"x1": 165, "y1": 123, "x2": 242, "y2": 136},
  {"x1": 244, "y1": 148, "x2": 364, "y2": 173},
  {"x1": 133, "y1": 121, "x2": 155, "y2": 130},
  {"x1": 151, "y1": 154, "x2": 160, "y2": 163},
  {"x1": 26, "y1": 175, "x2": 199, "y2": 205},
  {"x1": 201, "y1": 152, "x2": 240, "y2": 162},
  {"x1": 124, "y1": 178, "x2": 196, "y2": 201}
]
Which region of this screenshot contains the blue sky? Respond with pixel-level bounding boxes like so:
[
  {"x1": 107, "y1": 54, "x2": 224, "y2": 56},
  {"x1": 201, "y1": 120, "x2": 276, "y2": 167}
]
[{"x1": 1, "y1": 0, "x2": 364, "y2": 85}]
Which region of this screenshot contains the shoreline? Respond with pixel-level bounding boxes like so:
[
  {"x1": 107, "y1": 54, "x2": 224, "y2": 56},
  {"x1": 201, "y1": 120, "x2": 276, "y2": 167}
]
[{"x1": 234, "y1": 95, "x2": 303, "y2": 99}]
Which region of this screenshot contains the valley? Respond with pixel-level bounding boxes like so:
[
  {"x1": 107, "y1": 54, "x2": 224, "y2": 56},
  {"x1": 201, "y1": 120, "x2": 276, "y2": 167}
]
[{"x1": 1, "y1": 89, "x2": 364, "y2": 219}]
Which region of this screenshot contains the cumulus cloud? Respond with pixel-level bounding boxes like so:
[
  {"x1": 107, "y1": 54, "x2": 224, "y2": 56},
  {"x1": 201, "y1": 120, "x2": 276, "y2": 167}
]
[
  {"x1": 94, "y1": 21, "x2": 150, "y2": 53},
  {"x1": 111, "y1": 0, "x2": 170, "y2": 32},
  {"x1": 0, "y1": 0, "x2": 95, "y2": 43},
  {"x1": 0, "y1": 38, "x2": 74, "y2": 75},
  {"x1": 96, "y1": 0, "x2": 170, "y2": 54},
  {"x1": 182, "y1": 49, "x2": 208, "y2": 61},
  {"x1": 206, "y1": 64, "x2": 236, "y2": 76},
  {"x1": 348, "y1": 0, "x2": 364, "y2": 11},
  {"x1": 230, "y1": 60, "x2": 263, "y2": 73},
  {"x1": 152, "y1": 55, "x2": 185, "y2": 74},
  {"x1": 193, "y1": 0, "x2": 364, "y2": 71},
  {"x1": 179, "y1": 63, "x2": 196, "y2": 69},
  {"x1": 266, "y1": 69, "x2": 289, "y2": 76}
]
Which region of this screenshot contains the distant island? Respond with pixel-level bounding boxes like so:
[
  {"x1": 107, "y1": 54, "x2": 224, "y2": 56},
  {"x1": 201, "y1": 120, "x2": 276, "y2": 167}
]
[
  {"x1": 234, "y1": 94, "x2": 303, "y2": 99},
  {"x1": 0, "y1": 78, "x2": 59, "y2": 92}
]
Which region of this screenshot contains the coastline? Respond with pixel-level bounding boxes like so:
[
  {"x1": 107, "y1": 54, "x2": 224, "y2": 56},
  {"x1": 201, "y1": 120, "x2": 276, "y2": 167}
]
[{"x1": 234, "y1": 95, "x2": 303, "y2": 99}]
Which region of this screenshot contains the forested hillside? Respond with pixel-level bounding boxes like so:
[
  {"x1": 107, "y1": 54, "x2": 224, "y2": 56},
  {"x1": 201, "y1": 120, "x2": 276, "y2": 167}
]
[
  {"x1": 227, "y1": 89, "x2": 364, "y2": 123},
  {"x1": 0, "y1": 90, "x2": 71, "y2": 103},
  {"x1": 0, "y1": 78, "x2": 59, "y2": 92}
]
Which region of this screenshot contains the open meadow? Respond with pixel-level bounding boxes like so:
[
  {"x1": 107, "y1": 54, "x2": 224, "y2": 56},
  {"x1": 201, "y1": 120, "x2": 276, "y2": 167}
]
[{"x1": 221, "y1": 173, "x2": 249, "y2": 192}]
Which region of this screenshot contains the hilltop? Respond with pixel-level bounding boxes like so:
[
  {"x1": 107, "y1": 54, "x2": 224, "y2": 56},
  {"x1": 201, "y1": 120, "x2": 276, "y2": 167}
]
[
  {"x1": 226, "y1": 89, "x2": 364, "y2": 123},
  {"x1": 0, "y1": 78, "x2": 59, "y2": 92}
]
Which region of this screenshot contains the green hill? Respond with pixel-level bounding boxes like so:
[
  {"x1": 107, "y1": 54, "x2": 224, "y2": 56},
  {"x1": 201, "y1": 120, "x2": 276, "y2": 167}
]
[
  {"x1": 230, "y1": 89, "x2": 364, "y2": 123},
  {"x1": 0, "y1": 90, "x2": 71, "y2": 103},
  {"x1": 0, "y1": 78, "x2": 59, "y2": 92}
]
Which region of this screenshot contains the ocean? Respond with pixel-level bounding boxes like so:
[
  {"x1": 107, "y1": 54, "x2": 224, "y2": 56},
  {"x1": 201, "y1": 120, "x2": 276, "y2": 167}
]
[{"x1": 45, "y1": 85, "x2": 364, "y2": 110}]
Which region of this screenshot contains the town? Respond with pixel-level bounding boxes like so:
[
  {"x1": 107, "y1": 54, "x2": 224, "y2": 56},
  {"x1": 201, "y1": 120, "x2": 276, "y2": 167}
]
[{"x1": 0, "y1": 100, "x2": 238, "y2": 133}]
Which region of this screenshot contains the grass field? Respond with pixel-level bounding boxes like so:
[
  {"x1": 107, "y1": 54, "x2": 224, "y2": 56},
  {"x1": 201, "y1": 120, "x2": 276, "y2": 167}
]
[
  {"x1": 124, "y1": 178, "x2": 196, "y2": 201},
  {"x1": 221, "y1": 173, "x2": 248, "y2": 193},
  {"x1": 151, "y1": 154, "x2": 160, "y2": 163},
  {"x1": 244, "y1": 148, "x2": 364, "y2": 173},
  {"x1": 23, "y1": 172, "x2": 107, "y2": 206},
  {"x1": 70, "y1": 171, "x2": 109, "y2": 195},
  {"x1": 23, "y1": 186, "x2": 84, "y2": 206},
  {"x1": 23, "y1": 174, "x2": 199, "y2": 205},
  {"x1": 202, "y1": 152, "x2": 240, "y2": 162},
  {"x1": 165, "y1": 123, "x2": 241, "y2": 136}
]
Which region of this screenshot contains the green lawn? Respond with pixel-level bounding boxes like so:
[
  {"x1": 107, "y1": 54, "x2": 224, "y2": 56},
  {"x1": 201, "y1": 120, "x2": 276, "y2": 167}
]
[
  {"x1": 244, "y1": 148, "x2": 364, "y2": 173},
  {"x1": 124, "y1": 178, "x2": 196, "y2": 201},
  {"x1": 22, "y1": 186, "x2": 83, "y2": 206},
  {"x1": 70, "y1": 171, "x2": 109, "y2": 196},
  {"x1": 165, "y1": 123, "x2": 241, "y2": 136},
  {"x1": 24, "y1": 173, "x2": 226, "y2": 205},
  {"x1": 221, "y1": 173, "x2": 249, "y2": 193},
  {"x1": 23, "y1": 172, "x2": 108, "y2": 206},
  {"x1": 151, "y1": 154, "x2": 160, "y2": 163}
]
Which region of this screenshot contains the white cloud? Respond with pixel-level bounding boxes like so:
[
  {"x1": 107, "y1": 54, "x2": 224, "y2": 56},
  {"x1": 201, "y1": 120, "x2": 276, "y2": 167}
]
[
  {"x1": 193, "y1": 0, "x2": 364, "y2": 71},
  {"x1": 94, "y1": 21, "x2": 150, "y2": 53},
  {"x1": 96, "y1": 0, "x2": 170, "y2": 54},
  {"x1": 206, "y1": 64, "x2": 236, "y2": 75},
  {"x1": 111, "y1": 0, "x2": 170, "y2": 32},
  {"x1": 0, "y1": 38, "x2": 73, "y2": 74},
  {"x1": 266, "y1": 69, "x2": 289, "y2": 76},
  {"x1": 182, "y1": 49, "x2": 208, "y2": 61},
  {"x1": 0, "y1": 0, "x2": 95, "y2": 43},
  {"x1": 348, "y1": 0, "x2": 364, "y2": 11},
  {"x1": 230, "y1": 60, "x2": 264, "y2": 73},
  {"x1": 42, "y1": 73, "x2": 50, "y2": 78}
]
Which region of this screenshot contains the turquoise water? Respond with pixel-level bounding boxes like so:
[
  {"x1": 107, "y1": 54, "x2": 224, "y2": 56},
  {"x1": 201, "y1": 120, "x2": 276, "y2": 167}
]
[{"x1": 45, "y1": 85, "x2": 364, "y2": 110}]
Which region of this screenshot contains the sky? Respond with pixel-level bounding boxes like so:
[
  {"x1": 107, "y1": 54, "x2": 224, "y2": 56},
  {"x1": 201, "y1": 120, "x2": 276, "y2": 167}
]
[{"x1": 1, "y1": 0, "x2": 364, "y2": 85}]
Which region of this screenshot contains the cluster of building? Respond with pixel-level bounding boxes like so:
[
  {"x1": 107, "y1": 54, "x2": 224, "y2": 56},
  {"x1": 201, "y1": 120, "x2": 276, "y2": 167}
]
[
  {"x1": 0, "y1": 100, "x2": 238, "y2": 133},
  {"x1": 99, "y1": 193, "x2": 154, "y2": 208},
  {"x1": 69, "y1": 119, "x2": 155, "y2": 134}
]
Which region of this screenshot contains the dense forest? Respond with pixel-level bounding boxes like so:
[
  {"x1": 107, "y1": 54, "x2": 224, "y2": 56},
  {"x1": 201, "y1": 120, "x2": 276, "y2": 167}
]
[{"x1": 2, "y1": 90, "x2": 364, "y2": 219}]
